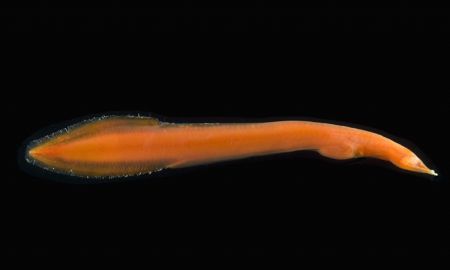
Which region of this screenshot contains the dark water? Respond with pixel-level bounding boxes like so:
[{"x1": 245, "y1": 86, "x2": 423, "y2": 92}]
[{"x1": 3, "y1": 1, "x2": 450, "y2": 257}]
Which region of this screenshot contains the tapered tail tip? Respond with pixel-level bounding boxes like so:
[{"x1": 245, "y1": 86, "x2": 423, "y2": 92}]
[{"x1": 429, "y1": 170, "x2": 438, "y2": 176}]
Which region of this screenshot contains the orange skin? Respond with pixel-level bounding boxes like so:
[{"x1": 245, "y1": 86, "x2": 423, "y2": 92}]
[{"x1": 26, "y1": 115, "x2": 437, "y2": 178}]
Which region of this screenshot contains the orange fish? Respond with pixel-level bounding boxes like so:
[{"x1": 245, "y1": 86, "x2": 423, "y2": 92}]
[{"x1": 25, "y1": 115, "x2": 437, "y2": 179}]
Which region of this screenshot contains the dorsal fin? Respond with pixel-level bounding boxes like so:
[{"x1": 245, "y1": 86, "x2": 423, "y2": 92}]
[
  {"x1": 68, "y1": 115, "x2": 160, "y2": 134},
  {"x1": 40, "y1": 115, "x2": 161, "y2": 146}
]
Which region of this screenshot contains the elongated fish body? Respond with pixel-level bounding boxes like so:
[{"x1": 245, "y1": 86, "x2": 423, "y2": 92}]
[{"x1": 25, "y1": 115, "x2": 437, "y2": 178}]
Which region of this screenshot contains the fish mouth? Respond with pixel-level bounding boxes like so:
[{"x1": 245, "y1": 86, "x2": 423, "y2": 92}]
[
  {"x1": 403, "y1": 155, "x2": 438, "y2": 176},
  {"x1": 414, "y1": 157, "x2": 438, "y2": 176}
]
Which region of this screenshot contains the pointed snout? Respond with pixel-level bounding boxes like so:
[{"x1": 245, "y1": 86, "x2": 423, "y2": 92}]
[{"x1": 394, "y1": 154, "x2": 438, "y2": 176}]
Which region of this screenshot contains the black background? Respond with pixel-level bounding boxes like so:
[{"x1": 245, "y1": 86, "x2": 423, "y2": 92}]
[{"x1": 3, "y1": 1, "x2": 450, "y2": 257}]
